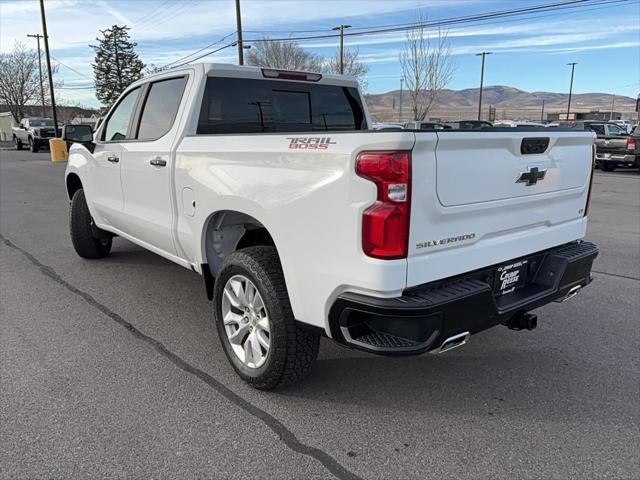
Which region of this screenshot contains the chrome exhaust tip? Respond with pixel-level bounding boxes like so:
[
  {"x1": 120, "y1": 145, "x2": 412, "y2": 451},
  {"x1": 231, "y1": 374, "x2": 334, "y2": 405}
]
[
  {"x1": 555, "y1": 284, "x2": 583, "y2": 303},
  {"x1": 430, "y1": 331, "x2": 470, "y2": 354}
]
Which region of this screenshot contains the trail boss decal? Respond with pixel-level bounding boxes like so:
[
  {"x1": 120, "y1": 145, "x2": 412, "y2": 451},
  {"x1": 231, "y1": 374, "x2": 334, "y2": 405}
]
[
  {"x1": 416, "y1": 233, "x2": 476, "y2": 250},
  {"x1": 286, "y1": 137, "x2": 336, "y2": 149}
]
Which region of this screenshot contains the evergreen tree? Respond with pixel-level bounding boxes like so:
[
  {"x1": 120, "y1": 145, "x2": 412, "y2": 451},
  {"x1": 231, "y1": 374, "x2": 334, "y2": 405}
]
[{"x1": 91, "y1": 25, "x2": 145, "y2": 108}]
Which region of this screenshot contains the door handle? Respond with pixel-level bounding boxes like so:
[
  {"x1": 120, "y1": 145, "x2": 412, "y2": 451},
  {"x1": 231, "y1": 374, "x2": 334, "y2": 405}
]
[
  {"x1": 107, "y1": 155, "x2": 119, "y2": 163},
  {"x1": 150, "y1": 157, "x2": 167, "y2": 167}
]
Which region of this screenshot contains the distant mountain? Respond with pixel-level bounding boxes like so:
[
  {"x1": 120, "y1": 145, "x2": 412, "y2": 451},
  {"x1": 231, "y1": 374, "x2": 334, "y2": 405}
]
[{"x1": 365, "y1": 85, "x2": 637, "y2": 122}]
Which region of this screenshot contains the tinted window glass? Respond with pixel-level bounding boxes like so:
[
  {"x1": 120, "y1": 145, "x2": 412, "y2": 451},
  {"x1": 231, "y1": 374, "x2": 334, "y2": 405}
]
[
  {"x1": 197, "y1": 77, "x2": 366, "y2": 134},
  {"x1": 137, "y1": 76, "x2": 187, "y2": 140},
  {"x1": 607, "y1": 124, "x2": 625, "y2": 135},
  {"x1": 589, "y1": 124, "x2": 605, "y2": 135},
  {"x1": 30, "y1": 119, "x2": 54, "y2": 126},
  {"x1": 103, "y1": 87, "x2": 140, "y2": 141}
]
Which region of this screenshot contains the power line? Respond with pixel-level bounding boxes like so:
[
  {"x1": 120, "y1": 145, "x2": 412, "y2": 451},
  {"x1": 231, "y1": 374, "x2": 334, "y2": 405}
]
[
  {"x1": 169, "y1": 42, "x2": 239, "y2": 69},
  {"x1": 135, "y1": 1, "x2": 204, "y2": 34},
  {"x1": 155, "y1": 0, "x2": 628, "y2": 71},
  {"x1": 162, "y1": 0, "x2": 630, "y2": 68},
  {"x1": 161, "y1": 31, "x2": 236, "y2": 69},
  {"x1": 51, "y1": 55, "x2": 93, "y2": 81},
  {"x1": 129, "y1": 0, "x2": 177, "y2": 30},
  {"x1": 244, "y1": 0, "x2": 628, "y2": 43}
]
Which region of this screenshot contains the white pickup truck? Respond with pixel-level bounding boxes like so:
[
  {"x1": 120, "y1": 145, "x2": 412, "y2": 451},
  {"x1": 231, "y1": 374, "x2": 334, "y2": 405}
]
[{"x1": 63, "y1": 63, "x2": 598, "y2": 390}]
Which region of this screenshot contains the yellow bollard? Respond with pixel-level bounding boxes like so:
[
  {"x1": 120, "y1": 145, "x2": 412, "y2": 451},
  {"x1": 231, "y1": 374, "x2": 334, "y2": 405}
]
[{"x1": 49, "y1": 138, "x2": 68, "y2": 162}]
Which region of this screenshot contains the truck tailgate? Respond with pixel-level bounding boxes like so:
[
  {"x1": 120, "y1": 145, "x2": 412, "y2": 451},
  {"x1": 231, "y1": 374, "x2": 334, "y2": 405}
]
[
  {"x1": 595, "y1": 135, "x2": 628, "y2": 154},
  {"x1": 436, "y1": 131, "x2": 593, "y2": 206},
  {"x1": 406, "y1": 130, "x2": 594, "y2": 288}
]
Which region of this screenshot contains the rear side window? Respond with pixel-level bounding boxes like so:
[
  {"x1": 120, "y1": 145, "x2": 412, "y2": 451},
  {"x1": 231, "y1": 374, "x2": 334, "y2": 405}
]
[
  {"x1": 197, "y1": 77, "x2": 366, "y2": 134},
  {"x1": 103, "y1": 87, "x2": 140, "y2": 141},
  {"x1": 137, "y1": 76, "x2": 187, "y2": 140},
  {"x1": 590, "y1": 124, "x2": 605, "y2": 135}
]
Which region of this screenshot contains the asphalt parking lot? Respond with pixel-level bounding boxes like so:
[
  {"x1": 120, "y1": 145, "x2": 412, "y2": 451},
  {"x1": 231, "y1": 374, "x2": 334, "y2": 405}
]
[{"x1": 1, "y1": 148, "x2": 638, "y2": 480}]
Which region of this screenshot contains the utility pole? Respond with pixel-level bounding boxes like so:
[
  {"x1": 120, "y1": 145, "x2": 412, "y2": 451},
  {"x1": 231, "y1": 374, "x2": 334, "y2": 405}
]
[
  {"x1": 541, "y1": 98, "x2": 545, "y2": 122},
  {"x1": 610, "y1": 93, "x2": 615, "y2": 120},
  {"x1": 235, "y1": 0, "x2": 244, "y2": 65},
  {"x1": 332, "y1": 24, "x2": 351, "y2": 74},
  {"x1": 38, "y1": 0, "x2": 59, "y2": 137},
  {"x1": 476, "y1": 51, "x2": 492, "y2": 121},
  {"x1": 27, "y1": 34, "x2": 46, "y2": 117},
  {"x1": 566, "y1": 62, "x2": 577, "y2": 121},
  {"x1": 399, "y1": 78, "x2": 404, "y2": 123}
]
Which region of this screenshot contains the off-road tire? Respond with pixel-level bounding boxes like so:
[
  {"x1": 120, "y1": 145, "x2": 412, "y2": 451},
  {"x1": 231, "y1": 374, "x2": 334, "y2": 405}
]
[
  {"x1": 213, "y1": 246, "x2": 320, "y2": 390},
  {"x1": 29, "y1": 138, "x2": 39, "y2": 153},
  {"x1": 69, "y1": 189, "x2": 112, "y2": 259}
]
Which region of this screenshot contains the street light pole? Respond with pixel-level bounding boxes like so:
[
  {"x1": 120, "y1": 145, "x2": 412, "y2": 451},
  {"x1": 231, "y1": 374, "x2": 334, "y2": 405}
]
[
  {"x1": 476, "y1": 51, "x2": 492, "y2": 121},
  {"x1": 399, "y1": 78, "x2": 404, "y2": 123},
  {"x1": 27, "y1": 34, "x2": 46, "y2": 117},
  {"x1": 235, "y1": 0, "x2": 244, "y2": 65},
  {"x1": 541, "y1": 98, "x2": 545, "y2": 122},
  {"x1": 332, "y1": 25, "x2": 351, "y2": 74},
  {"x1": 38, "y1": 0, "x2": 59, "y2": 137},
  {"x1": 566, "y1": 62, "x2": 577, "y2": 120}
]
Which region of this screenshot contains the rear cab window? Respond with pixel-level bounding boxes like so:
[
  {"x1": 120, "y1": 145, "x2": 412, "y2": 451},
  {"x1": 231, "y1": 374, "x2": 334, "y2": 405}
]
[{"x1": 197, "y1": 77, "x2": 366, "y2": 134}]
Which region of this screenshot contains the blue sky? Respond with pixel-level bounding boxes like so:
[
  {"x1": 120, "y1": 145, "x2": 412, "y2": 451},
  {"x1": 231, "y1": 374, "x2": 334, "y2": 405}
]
[{"x1": 1, "y1": 0, "x2": 638, "y2": 108}]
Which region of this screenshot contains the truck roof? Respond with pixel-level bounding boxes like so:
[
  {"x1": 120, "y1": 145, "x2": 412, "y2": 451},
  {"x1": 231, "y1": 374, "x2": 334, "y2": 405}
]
[{"x1": 138, "y1": 62, "x2": 360, "y2": 89}]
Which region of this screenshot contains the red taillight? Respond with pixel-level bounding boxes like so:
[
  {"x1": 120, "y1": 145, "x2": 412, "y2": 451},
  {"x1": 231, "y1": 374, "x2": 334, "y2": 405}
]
[
  {"x1": 356, "y1": 150, "x2": 411, "y2": 259},
  {"x1": 584, "y1": 145, "x2": 596, "y2": 217},
  {"x1": 627, "y1": 137, "x2": 636, "y2": 151}
]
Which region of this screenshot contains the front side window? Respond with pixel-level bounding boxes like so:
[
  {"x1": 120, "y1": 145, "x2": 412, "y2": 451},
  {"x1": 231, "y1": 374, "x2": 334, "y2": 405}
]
[
  {"x1": 137, "y1": 76, "x2": 187, "y2": 140},
  {"x1": 589, "y1": 124, "x2": 605, "y2": 135},
  {"x1": 103, "y1": 87, "x2": 141, "y2": 141},
  {"x1": 197, "y1": 77, "x2": 366, "y2": 134}
]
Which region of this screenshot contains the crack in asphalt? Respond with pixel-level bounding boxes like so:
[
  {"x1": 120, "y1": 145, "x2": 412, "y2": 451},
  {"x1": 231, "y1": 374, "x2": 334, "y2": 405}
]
[
  {"x1": 1, "y1": 235, "x2": 364, "y2": 480},
  {"x1": 592, "y1": 270, "x2": 640, "y2": 282}
]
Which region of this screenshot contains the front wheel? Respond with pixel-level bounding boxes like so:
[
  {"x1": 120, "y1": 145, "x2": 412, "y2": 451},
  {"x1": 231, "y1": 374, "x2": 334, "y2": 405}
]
[
  {"x1": 69, "y1": 189, "x2": 112, "y2": 259},
  {"x1": 14, "y1": 137, "x2": 23, "y2": 150},
  {"x1": 601, "y1": 163, "x2": 616, "y2": 172},
  {"x1": 29, "y1": 138, "x2": 39, "y2": 153},
  {"x1": 213, "y1": 246, "x2": 320, "y2": 390}
]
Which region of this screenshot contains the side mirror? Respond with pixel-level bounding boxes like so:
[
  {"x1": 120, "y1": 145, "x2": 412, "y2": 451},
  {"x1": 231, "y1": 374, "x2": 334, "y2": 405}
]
[
  {"x1": 63, "y1": 124, "x2": 93, "y2": 143},
  {"x1": 62, "y1": 124, "x2": 95, "y2": 153}
]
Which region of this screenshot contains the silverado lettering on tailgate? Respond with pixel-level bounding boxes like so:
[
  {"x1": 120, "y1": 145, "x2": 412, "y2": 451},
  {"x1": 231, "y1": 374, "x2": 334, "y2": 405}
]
[{"x1": 416, "y1": 233, "x2": 476, "y2": 250}]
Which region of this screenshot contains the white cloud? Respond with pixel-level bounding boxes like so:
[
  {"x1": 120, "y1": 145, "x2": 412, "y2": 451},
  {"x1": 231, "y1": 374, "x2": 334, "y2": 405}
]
[{"x1": 95, "y1": 0, "x2": 132, "y2": 25}]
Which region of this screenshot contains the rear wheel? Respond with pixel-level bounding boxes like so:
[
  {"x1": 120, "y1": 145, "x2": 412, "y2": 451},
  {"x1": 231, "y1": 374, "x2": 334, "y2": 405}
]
[
  {"x1": 14, "y1": 136, "x2": 23, "y2": 150},
  {"x1": 601, "y1": 163, "x2": 616, "y2": 172},
  {"x1": 69, "y1": 189, "x2": 112, "y2": 259},
  {"x1": 213, "y1": 246, "x2": 320, "y2": 390}
]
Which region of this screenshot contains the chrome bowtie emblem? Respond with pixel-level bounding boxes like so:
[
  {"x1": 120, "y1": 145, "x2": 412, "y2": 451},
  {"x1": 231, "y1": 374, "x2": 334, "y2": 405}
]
[{"x1": 517, "y1": 167, "x2": 546, "y2": 186}]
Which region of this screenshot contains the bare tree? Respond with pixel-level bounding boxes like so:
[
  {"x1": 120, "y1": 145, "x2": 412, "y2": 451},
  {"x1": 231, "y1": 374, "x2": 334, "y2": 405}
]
[
  {"x1": 325, "y1": 48, "x2": 369, "y2": 90},
  {"x1": 399, "y1": 14, "x2": 455, "y2": 121},
  {"x1": 246, "y1": 37, "x2": 323, "y2": 71},
  {"x1": 0, "y1": 42, "x2": 42, "y2": 123}
]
